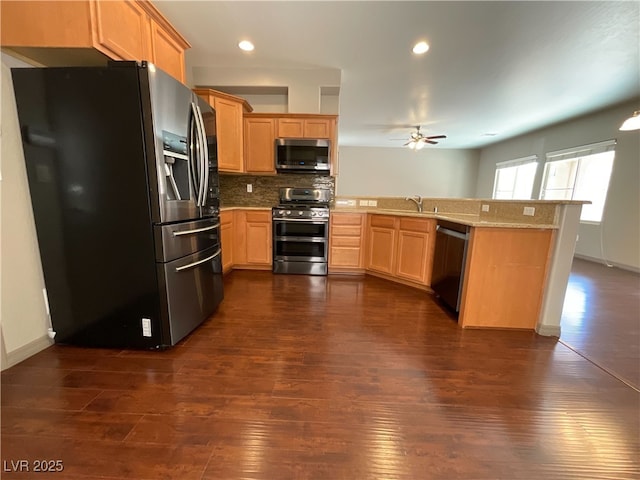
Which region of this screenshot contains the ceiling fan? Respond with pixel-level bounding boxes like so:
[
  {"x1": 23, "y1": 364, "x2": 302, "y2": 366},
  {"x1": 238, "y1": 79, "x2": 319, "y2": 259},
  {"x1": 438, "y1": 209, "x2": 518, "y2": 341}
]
[{"x1": 403, "y1": 126, "x2": 447, "y2": 149}]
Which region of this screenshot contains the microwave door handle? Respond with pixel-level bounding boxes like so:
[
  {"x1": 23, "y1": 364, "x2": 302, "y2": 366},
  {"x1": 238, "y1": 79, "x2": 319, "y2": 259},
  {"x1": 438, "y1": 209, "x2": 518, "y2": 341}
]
[{"x1": 195, "y1": 105, "x2": 209, "y2": 207}]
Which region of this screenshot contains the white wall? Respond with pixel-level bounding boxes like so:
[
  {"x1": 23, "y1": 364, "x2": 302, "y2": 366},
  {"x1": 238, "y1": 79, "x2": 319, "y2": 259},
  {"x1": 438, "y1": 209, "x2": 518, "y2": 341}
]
[
  {"x1": 475, "y1": 99, "x2": 640, "y2": 271},
  {"x1": 336, "y1": 146, "x2": 480, "y2": 198},
  {"x1": 190, "y1": 65, "x2": 341, "y2": 114},
  {"x1": 1, "y1": 54, "x2": 52, "y2": 369}
]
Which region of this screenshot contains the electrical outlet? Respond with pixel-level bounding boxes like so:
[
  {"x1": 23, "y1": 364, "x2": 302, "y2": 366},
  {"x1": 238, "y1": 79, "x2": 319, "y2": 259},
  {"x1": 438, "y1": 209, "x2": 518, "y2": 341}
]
[
  {"x1": 359, "y1": 200, "x2": 369, "y2": 206},
  {"x1": 481, "y1": 204, "x2": 490, "y2": 212},
  {"x1": 523, "y1": 206, "x2": 535, "y2": 216},
  {"x1": 246, "y1": 184, "x2": 253, "y2": 193},
  {"x1": 369, "y1": 200, "x2": 377, "y2": 207}
]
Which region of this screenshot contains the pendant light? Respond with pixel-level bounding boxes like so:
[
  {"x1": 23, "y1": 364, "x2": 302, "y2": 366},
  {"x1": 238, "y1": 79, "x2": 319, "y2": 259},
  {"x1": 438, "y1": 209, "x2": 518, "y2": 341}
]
[{"x1": 619, "y1": 110, "x2": 640, "y2": 131}]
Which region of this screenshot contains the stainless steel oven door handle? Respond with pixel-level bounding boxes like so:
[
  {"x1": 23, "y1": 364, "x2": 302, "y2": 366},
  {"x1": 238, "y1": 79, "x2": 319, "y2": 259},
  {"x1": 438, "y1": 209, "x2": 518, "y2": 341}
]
[
  {"x1": 436, "y1": 225, "x2": 469, "y2": 240},
  {"x1": 272, "y1": 218, "x2": 329, "y2": 223},
  {"x1": 172, "y1": 223, "x2": 220, "y2": 237},
  {"x1": 175, "y1": 249, "x2": 221, "y2": 273}
]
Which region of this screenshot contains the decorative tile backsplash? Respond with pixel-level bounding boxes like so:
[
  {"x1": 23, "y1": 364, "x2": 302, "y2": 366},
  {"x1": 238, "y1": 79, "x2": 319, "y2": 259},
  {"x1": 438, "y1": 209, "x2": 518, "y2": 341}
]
[{"x1": 220, "y1": 174, "x2": 335, "y2": 207}]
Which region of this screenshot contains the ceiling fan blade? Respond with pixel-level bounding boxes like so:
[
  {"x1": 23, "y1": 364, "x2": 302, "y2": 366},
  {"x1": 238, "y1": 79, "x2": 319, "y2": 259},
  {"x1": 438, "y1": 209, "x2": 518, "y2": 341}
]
[
  {"x1": 425, "y1": 135, "x2": 447, "y2": 140},
  {"x1": 425, "y1": 140, "x2": 439, "y2": 144},
  {"x1": 403, "y1": 140, "x2": 412, "y2": 146}
]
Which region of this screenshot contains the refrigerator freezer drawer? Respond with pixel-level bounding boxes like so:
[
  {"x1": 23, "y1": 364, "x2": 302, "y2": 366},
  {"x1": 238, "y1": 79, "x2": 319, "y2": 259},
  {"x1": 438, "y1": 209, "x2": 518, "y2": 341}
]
[
  {"x1": 155, "y1": 217, "x2": 220, "y2": 262},
  {"x1": 159, "y1": 245, "x2": 223, "y2": 345}
]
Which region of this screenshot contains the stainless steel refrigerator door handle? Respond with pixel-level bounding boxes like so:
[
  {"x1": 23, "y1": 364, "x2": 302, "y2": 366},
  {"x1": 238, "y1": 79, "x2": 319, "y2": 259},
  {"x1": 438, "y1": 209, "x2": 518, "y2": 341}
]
[
  {"x1": 172, "y1": 223, "x2": 221, "y2": 237},
  {"x1": 192, "y1": 102, "x2": 205, "y2": 207},
  {"x1": 195, "y1": 105, "x2": 209, "y2": 207},
  {"x1": 175, "y1": 249, "x2": 221, "y2": 273},
  {"x1": 189, "y1": 102, "x2": 200, "y2": 200}
]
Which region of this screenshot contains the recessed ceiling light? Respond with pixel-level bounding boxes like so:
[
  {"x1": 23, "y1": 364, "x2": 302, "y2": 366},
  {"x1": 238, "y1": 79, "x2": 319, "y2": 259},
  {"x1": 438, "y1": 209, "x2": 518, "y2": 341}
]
[
  {"x1": 412, "y1": 41, "x2": 429, "y2": 55},
  {"x1": 481, "y1": 132, "x2": 499, "y2": 137},
  {"x1": 238, "y1": 40, "x2": 254, "y2": 52}
]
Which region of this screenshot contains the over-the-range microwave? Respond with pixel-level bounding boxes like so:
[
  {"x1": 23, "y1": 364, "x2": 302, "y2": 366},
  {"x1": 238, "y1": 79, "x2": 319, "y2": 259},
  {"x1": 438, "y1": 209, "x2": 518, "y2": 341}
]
[{"x1": 275, "y1": 138, "x2": 330, "y2": 174}]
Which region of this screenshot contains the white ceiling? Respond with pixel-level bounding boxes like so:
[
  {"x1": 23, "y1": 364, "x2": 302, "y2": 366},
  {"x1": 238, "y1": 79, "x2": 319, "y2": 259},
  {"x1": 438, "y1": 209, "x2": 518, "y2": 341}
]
[{"x1": 154, "y1": 1, "x2": 640, "y2": 149}]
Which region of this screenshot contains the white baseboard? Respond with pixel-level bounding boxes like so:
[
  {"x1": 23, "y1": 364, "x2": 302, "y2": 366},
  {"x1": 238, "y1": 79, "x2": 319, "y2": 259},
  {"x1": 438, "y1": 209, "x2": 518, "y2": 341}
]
[
  {"x1": 2, "y1": 335, "x2": 53, "y2": 370},
  {"x1": 536, "y1": 324, "x2": 561, "y2": 337},
  {"x1": 574, "y1": 254, "x2": 640, "y2": 273}
]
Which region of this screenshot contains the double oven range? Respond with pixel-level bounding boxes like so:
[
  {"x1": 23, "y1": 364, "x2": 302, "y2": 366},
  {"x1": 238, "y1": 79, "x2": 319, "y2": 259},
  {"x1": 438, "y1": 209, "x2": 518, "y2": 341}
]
[{"x1": 272, "y1": 188, "x2": 331, "y2": 276}]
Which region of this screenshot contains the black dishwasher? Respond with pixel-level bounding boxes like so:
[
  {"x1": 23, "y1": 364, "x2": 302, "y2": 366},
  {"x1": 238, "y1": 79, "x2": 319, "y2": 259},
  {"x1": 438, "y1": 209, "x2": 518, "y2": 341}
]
[{"x1": 431, "y1": 220, "x2": 470, "y2": 315}]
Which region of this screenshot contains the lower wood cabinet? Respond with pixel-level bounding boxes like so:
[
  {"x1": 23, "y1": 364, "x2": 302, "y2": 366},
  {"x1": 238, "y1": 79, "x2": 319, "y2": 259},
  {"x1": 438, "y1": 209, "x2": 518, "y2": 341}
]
[
  {"x1": 366, "y1": 215, "x2": 398, "y2": 275},
  {"x1": 220, "y1": 210, "x2": 234, "y2": 274},
  {"x1": 459, "y1": 228, "x2": 553, "y2": 330},
  {"x1": 396, "y1": 218, "x2": 434, "y2": 285},
  {"x1": 365, "y1": 214, "x2": 435, "y2": 288},
  {"x1": 233, "y1": 209, "x2": 272, "y2": 269},
  {"x1": 329, "y1": 212, "x2": 365, "y2": 272}
]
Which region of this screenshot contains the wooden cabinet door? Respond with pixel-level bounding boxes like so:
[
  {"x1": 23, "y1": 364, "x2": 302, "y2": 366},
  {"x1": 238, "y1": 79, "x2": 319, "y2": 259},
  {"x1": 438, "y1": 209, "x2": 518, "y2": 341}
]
[
  {"x1": 215, "y1": 97, "x2": 244, "y2": 172},
  {"x1": 149, "y1": 19, "x2": 185, "y2": 82},
  {"x1": 1, "y1": 1, "x2": 93, "y2": 47},
  {"x1": 366, "y1": 216, "x2": 397, "y2": 275},
  {"x1": 244, "y1": 117, "x2": 276, "y2": 173},
  {"x1": 304, "y1": 119, "x2": 331, "y2": 138},
  {"x1": 367, "y1": 227, "x2": 396, "y2": 274},
  {"x1": 277, "y1": 118, "x2": 304, "y2": 138},
  {"x1": 93, "y1": 0, "x2": 150, "y2": 61},
  {"x1": 245, "y1": 211, "x2": 272, "y2": 265},
  {"x1": 220, "y1": 211, "x2": 234, "y2": 274},
  {"x1": 395, "y1": 218, "x2": 434, "y2": 285},
  {"x1": 329, "y1": 213, "x2": 365, "y2": 270},
  {"x1": 396, "y1": 230, "x2": 430, "y2": 284}
]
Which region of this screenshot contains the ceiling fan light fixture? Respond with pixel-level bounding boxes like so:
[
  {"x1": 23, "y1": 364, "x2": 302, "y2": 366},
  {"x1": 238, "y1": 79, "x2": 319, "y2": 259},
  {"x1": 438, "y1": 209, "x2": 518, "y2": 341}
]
[
  {"x1": 412, "y1": 41, "x2": 430, "y2": 55},
  {"x1": 238, "y1": 40, "x2": 255, "y2": 52},
  {"x1": 619, "y1": 110, "x2": 640, "y2": 131},
  {"x1": 414, "y1": 140, "x2": 425, "y2": 150}
]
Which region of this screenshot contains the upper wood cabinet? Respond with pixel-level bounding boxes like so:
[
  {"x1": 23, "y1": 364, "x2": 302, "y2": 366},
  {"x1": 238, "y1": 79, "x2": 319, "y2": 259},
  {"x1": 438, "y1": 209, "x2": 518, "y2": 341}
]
[
  {"x1": 193, "y1": 89, "x2": 253, "y2": 173},
  {"x1": 245, "y1": 113, "x2": 338, "y2": 175},
  {"x1": 244, "y1": 117, "x2": 276, "y2": 174},
  {"x1": 0, "y1": 0, "x2": 190, "y2": 83},
  {"x1": 277, "y1": 117, "x2": 334, "y2": 139}
]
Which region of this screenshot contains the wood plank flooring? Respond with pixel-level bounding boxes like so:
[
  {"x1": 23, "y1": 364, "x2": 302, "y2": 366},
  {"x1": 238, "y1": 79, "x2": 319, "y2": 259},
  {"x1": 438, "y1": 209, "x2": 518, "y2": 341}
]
[
  {"x1": 2, "y1": 271, "x2": 639, "y2": 479},
  {"x1": 560, "y1": 257, "x2": 640, "y2": 390}
]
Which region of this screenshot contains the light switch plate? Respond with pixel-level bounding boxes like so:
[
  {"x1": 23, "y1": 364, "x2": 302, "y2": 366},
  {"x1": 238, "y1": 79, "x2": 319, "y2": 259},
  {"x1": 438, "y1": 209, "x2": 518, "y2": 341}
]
[
  {"x1": 369, "y1": 200, "x2": 377, "y2": 207},
  {"x1": 523, "y1": 206, "x2": 535, "y2": 216},
  {"x1": 359, "y1": 200, "x2": 369, "y2": 206},
  {"x1": 481, "y1": 204, "x2": 490, "y2": 212}
]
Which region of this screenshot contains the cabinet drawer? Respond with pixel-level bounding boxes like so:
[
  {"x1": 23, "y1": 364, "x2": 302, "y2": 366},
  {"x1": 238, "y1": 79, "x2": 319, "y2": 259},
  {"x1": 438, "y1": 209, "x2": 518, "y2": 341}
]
[
  {"x1": 332, "y1": 236, "x2": 361, "y2": 247},
  {"x1": 330, "y1": 247, "x2": 361, "y2": 267},
  {"x1": 332, "y1": 213, "x2": 363, "y2": 226},
  {"x1": 245, "y1": 211, "x2": 270, "y2": 223},
  {"x1": 332, "y1": 225, "x2": 362, "y2": 237},
  {"x1": 399, "y1": 217, "x2": 432, "y2": 233},
  {"x1": 370, "y1": 215, "x2": 396, "y2": 228}
]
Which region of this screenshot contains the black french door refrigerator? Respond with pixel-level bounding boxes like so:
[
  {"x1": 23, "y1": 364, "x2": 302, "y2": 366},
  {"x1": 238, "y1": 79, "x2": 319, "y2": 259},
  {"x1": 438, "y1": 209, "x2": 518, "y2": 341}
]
[{"x1": 11, "y1": 61, "x2": 223, "y2": 349}]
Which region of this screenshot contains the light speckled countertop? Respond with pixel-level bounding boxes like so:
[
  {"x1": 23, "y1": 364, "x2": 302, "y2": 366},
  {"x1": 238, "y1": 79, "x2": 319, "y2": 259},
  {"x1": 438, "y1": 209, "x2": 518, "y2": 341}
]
[
  {"x1": 220, "y1": 206, "x2": 558, "y2": 229},
  {"x1": 332, "y1": 208, "x2": 558, "y2": 229}
]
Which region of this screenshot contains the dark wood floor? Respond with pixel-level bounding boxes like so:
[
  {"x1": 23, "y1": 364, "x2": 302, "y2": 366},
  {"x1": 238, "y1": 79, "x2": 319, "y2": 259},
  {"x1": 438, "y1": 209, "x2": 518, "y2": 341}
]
[
  {"x1": 2, "y1": 270, "x2": 639, "y2": 479},
  {"x1": 560, "y1": 257, "x2": 640, "y2": 390}
]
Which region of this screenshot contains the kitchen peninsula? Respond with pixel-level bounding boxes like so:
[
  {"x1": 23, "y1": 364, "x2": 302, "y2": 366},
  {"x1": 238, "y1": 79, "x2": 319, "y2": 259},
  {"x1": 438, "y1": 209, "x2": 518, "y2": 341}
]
[{"x1": 220, "y1": 193, "x2": 584, "y2": 338}]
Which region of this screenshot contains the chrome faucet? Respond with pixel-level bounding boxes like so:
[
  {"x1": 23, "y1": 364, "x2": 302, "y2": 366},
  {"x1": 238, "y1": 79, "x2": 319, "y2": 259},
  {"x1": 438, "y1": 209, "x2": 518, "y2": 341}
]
[{"x1": 406, "y1": 195, "x2": 423, "y2": 213}]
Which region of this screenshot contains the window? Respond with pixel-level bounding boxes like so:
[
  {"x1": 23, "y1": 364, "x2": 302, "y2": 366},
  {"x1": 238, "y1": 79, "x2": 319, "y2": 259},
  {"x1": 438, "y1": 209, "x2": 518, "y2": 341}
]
[
  {"x1": 492, "y1": 155, "x2": 538, "y2": 199},
  {"x1": 540, "y1": 140, "x2": 616, "y2": 223}
]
